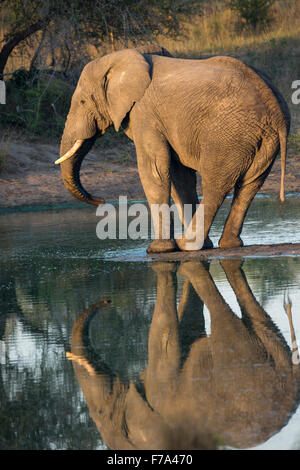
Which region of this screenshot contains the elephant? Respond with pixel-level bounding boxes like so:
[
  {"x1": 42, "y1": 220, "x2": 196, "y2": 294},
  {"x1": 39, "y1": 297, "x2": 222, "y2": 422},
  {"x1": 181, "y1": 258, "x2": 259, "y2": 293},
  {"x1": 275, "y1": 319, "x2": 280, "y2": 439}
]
[
  {"x1": 67, "y1": 260, "x2": 300, "y2": 450},
  {"x1": 56, "y1": 44, "x2": 290, "y2": 253}
]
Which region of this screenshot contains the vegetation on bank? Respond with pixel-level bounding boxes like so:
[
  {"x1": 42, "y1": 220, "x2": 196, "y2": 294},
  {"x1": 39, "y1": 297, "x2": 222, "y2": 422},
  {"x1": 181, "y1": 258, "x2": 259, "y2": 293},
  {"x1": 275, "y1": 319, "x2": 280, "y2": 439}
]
[{"x1": 0, "y1": 0, "x2": 299, "y2": 155}]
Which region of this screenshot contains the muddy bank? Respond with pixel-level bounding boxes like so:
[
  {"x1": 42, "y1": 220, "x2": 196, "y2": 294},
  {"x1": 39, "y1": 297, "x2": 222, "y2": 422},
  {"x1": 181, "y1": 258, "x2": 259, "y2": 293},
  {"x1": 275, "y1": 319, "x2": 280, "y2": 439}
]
[
  {"x1": 0, "y1": 138, "x2": 299, "y2": 209},
  {"x1": 147, "y1": 242, "x2": 300, "y2": 261}
]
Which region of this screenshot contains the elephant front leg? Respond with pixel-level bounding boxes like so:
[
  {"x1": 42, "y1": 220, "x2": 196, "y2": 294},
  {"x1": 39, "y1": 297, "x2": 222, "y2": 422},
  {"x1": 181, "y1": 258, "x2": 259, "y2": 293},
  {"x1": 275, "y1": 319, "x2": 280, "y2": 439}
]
[
  {"x1": 145, "y1": 261, "x2": 180, "y2": 397},
  {"x1": 136, "y1": 134, "x2": 177, "y2": 254}
]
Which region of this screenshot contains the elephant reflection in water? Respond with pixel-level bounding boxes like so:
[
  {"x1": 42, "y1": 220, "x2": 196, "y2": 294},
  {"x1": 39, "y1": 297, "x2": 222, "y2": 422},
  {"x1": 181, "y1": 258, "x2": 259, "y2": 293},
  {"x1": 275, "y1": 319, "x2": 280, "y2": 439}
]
[{"x1": 67, "y1": 260, "x2": 300, "y2": 450}]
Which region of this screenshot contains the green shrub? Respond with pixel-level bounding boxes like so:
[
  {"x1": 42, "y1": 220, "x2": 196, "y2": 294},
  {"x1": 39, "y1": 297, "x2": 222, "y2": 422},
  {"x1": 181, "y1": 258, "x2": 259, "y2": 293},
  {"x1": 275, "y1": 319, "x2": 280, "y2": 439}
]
[
  {"x1": 229, "y1": 0, "x2": 275, "y2": 29},
  {"x1": 0, "y1": 68, "x2": 74, "y2": 138}
]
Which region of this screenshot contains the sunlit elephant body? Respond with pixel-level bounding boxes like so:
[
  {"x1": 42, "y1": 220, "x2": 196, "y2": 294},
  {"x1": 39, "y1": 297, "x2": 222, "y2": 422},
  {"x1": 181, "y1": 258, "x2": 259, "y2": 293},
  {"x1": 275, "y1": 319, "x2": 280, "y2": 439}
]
[
  {"x1": 57, "y1": 45, "x2": 289, "y2": 253},
  {"x1": 68, "y1": 260, "x2": 300, "y2": 450}
]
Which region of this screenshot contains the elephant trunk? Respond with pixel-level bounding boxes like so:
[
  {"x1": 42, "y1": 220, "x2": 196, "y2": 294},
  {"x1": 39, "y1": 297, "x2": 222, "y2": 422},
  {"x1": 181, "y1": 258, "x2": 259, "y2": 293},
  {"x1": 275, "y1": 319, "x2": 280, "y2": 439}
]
[{"x1": 58, "y1": 136, "x2": 104, "y2": 207}]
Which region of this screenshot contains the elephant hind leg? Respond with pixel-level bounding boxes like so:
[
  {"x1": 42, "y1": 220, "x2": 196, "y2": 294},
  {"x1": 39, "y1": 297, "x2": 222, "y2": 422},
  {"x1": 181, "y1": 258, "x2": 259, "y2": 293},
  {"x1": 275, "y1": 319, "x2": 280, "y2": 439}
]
[
  {"x1": 176, "y1": 181, "x2": 229, "y2": 251},
  {"x1": 219, "y1": 134, "x2": 279, "y2": 249},
  {"x1": 219, "y1": 168, "x2": 272, "y2": 249},
  {"x1": 170, "y1": 156, "x2": 198, "y2": 223},
  {"x1": 170, "y1": 158, "x2": 214, "y2": 250}
]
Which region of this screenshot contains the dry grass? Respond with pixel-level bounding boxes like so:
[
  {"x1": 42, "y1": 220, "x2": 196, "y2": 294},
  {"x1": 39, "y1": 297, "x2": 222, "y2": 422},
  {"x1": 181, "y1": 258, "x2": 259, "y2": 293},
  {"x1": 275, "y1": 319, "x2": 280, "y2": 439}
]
[
  {"x1": 161, "y1": 1, "x2": 300, "y2": 56},
  {"x1": 1, "y1": 1, "x2": 300, "y2": 136},
  {"x1": 160, "y1": 0, "x2": 300, "y2": 134}
]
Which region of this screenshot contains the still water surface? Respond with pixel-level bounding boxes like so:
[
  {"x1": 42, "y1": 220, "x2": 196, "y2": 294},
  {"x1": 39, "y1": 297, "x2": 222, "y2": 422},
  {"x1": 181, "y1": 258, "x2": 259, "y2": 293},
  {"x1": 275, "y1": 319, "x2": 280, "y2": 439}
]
[{"x1": 0, "y1": 196, "x2": 300, "y2": 450}]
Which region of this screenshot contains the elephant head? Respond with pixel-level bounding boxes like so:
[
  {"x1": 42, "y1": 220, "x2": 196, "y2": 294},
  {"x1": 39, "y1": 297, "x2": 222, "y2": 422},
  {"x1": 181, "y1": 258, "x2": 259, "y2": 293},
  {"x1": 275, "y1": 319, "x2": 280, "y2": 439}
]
[
  {"x1": 67, "y1": 260, "x2": 300, "y2": 450},
  {"x1": 56, "y1": 45, "x2": 172, "y2": 206}
]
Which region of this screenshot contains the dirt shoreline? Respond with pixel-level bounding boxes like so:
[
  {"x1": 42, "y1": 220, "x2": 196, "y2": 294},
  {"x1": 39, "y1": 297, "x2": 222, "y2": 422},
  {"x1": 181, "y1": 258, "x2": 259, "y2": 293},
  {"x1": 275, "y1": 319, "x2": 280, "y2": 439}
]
[
  {"x1": 147, "y1": 242, "x2": 300, "y2": 261},
  {"x1": 0, "y1": 139, "x2": 299, "y2": 210}
]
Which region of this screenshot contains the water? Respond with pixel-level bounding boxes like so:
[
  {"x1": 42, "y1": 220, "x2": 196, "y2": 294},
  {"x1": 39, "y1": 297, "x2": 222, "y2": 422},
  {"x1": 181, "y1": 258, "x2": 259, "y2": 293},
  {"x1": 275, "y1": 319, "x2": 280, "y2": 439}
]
[{"x1": 0, "y1": 196, "x2": 300, "y2": 450}]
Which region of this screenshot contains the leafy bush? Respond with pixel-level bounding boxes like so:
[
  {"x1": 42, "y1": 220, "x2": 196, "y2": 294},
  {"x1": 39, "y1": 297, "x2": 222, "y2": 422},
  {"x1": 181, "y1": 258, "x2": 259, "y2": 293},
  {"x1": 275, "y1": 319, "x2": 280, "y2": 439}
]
[
  {"x1": 229, "y1": 0, "x2": 275, "y2": 29},
  {"x1": 0, "y1": 68, "x2": 74, "y2": 138}
]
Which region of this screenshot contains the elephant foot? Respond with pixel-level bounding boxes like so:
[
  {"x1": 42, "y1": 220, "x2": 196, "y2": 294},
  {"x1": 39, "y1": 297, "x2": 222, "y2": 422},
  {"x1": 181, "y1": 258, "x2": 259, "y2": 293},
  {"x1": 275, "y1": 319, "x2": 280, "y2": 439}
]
[
  {"x1": 220, "y1": 259, "x2": 243, "y2": 272},
  {"x1": 146, "y1": 239, "x2": 177, "y2": 254},
  {"x1": 177, "y1": 260, "x2": 210, "y2": 278},
  {"x1": 175, "y1": 236, "x2": 213, "y2": 252},
  {"x1": 218, "y1": 235, "x2": 243, "y2": 249},
  {"x1": 151, "y1": 261, "x2": 177, "y2": 274}
]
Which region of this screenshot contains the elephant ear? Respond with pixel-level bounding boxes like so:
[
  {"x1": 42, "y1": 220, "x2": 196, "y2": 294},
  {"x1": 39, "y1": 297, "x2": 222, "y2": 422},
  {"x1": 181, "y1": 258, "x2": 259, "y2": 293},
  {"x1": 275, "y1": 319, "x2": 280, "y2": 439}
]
[{"x1": 105, "y1": 49, "x2": 151, "y2": 131}]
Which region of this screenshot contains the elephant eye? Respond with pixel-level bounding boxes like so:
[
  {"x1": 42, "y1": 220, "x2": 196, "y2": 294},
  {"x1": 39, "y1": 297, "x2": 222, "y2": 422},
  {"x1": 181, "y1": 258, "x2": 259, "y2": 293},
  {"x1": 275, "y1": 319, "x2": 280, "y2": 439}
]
[{"x1": 80, "y1": 99, "x2": 86, "y2": 105}]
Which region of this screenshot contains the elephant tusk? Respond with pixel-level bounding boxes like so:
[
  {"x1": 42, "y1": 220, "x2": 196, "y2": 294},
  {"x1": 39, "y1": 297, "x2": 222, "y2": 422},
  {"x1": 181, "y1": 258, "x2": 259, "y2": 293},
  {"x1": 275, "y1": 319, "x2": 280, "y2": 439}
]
[{"x1": 55, "y1": 139, "x2": 84, "y2": 164}]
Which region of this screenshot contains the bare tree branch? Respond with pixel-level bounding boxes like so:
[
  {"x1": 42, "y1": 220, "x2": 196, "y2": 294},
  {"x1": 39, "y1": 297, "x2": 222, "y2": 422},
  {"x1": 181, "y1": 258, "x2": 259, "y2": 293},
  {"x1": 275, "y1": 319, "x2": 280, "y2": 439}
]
[{"x1": 0, "y1": 16, "x2": 50, "y2": 77}]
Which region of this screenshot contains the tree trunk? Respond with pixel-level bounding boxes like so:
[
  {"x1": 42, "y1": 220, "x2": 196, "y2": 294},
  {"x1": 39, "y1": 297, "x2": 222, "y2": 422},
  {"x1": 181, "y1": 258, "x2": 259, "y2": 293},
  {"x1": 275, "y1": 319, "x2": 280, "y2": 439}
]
[
  {"x1": 0, "y1": 17, "x2": 50, "y2": 79},
  {"x1": 29, "y1": 28, "x2": 47, "y2": 72}
]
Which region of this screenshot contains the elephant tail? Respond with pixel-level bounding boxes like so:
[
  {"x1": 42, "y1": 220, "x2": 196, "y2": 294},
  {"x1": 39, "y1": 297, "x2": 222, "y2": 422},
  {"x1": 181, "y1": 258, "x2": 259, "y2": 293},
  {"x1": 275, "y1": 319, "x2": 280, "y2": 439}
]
[{"x1": 279, "y1": 126, "x2": 288, "y2": 202}]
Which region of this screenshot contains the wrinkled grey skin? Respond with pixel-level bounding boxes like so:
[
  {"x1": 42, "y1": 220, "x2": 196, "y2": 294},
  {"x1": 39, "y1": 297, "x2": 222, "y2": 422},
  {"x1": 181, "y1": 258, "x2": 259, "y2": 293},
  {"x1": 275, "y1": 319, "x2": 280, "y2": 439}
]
[
  {"x1": 68, "y1": 260, "x2": 300, "y2": 450},
  {"x1": 59, "y1": 45, "x2": 290, "y2": 253}
]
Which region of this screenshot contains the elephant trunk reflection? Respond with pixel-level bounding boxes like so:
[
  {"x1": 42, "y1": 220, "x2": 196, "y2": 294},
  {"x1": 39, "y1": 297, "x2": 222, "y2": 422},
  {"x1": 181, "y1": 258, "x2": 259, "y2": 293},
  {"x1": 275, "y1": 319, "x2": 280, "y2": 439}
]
[
  {"x1": 68, "y1": 260, "x2": 300, "y2": 450},
  {"x1": 59, "y1": 135, "x2": 105, "y2": 207}
]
